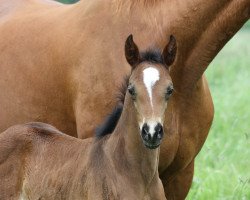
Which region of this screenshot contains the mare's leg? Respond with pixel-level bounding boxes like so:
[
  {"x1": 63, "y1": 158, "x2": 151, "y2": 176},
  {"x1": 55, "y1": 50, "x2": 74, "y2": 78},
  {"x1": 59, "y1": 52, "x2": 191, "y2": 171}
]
[{"x1": 160, "y1": 160, "x2": 194, "y2": 200}]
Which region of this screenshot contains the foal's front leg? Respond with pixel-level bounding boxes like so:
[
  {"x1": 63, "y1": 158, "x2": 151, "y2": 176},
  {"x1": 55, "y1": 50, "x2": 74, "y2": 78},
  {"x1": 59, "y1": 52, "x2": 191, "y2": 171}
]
[
  {"x1": 148, "y1": 177, "x2": 167, "y2": 200},
  {"x1": 160, "y1": 160, "x2": 195, "y2": 200}
]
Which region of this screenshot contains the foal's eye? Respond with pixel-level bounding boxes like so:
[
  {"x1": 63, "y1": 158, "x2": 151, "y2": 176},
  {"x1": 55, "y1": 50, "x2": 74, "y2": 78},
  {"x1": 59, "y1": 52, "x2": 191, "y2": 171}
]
[
  {"x1": 165, "y1": 85, "x2": 174, "y2": 100},
  {"x1": 128, "y1": 84, "x2": 136, "y2": 100}
]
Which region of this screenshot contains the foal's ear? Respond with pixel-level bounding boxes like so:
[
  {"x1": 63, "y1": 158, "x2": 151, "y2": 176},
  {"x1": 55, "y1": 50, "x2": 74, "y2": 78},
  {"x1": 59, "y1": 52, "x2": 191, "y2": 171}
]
[
  {"x1": 125, "y1": 35, "x2": 140, "y2": 68},
  {"x1": 162, "y1": 35, "x2": 177, "y2": 67}
]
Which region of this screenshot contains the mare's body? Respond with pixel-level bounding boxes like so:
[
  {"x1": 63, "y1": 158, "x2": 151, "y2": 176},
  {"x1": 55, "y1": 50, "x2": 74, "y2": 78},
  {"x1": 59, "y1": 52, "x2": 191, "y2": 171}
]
[
  {"x1": 0, "y1": 35, "x2": 176, "y2": 199},
  {"x1": 0, "y1": 0, "x2": 249, "y2": 198}
]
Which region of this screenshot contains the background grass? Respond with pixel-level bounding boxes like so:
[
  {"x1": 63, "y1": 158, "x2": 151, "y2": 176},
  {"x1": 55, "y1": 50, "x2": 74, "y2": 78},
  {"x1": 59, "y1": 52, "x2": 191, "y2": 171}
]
[{"x1": 187, "y1": 21, "x2": 250, "y2": 199}]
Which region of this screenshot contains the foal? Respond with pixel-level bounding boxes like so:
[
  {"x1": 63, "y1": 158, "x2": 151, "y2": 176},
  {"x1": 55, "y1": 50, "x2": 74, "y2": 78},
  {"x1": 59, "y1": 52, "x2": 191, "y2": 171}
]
[{"x1": 0, "y1": 34, "x2": 176, "y2": 200}]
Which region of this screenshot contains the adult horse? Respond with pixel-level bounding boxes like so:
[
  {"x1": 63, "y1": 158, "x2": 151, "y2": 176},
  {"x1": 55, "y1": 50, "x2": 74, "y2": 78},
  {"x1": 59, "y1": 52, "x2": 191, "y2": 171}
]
[
  {"x1": 0, "y1": 35, "x2": 175, "y2": 200},
  {"x1": 0, "y1": 0, "x2": 249, "y2": 199}
]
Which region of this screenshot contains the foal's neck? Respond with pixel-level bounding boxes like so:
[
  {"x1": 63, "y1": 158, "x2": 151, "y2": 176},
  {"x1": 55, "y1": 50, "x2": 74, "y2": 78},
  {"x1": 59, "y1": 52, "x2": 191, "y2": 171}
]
[{"x1": 107, "y1": 95, "x2": 160, "y2": 183}]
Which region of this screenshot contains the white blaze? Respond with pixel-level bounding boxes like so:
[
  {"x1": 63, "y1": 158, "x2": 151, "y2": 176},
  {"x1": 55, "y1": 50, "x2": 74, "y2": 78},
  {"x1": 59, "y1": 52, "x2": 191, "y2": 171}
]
[
  {"x1": 143, "y1": 67, "x2": 160, "y2": 107},
  {"x1": 147, "y1": 121, "x2": 158, "y2": 137}
]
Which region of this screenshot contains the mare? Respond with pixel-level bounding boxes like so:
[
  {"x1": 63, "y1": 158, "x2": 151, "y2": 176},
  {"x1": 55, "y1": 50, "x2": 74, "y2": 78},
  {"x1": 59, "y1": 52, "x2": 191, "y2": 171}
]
[
  {"x1": 0, "y1": 0, "x2": 249, "y2": 199},
  {"x1": 0, "y1": 35, "x2": 176, "y2": 200}
]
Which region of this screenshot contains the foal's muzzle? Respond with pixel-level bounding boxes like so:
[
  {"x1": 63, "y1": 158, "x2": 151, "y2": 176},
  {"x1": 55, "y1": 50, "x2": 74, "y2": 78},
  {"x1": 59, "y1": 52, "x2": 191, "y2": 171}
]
[{"x1": 141, "y1": 123, "x2": 163, "y2": 149}]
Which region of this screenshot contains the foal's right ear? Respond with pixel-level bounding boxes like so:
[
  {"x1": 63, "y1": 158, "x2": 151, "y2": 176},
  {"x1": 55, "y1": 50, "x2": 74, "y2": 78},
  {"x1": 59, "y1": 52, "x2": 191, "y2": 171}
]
[{"x1": 125, "y1": 35, "x2": 140, "y2": 68}]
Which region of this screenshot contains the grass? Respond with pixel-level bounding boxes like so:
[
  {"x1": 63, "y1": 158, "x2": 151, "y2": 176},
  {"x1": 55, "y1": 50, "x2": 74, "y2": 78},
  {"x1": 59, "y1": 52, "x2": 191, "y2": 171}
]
[{"x1": 187, "y1": 22, "x2": 250, "y2": 199}]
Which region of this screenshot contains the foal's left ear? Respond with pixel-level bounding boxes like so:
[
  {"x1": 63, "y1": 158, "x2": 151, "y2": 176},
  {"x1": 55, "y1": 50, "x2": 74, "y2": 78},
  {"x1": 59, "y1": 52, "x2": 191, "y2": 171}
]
[
  {"x1": 162, "y1": 35, "x2": 177, "y2": 67},
  {"x1": 125, "y1": 34, "x2": 140, "y2": 69}
]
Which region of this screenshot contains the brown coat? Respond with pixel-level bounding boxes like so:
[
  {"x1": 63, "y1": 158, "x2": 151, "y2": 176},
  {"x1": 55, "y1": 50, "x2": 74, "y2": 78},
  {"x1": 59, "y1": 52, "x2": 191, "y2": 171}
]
[{"x1": 0, "y1": 0, "x2": 249, "y2": 198}]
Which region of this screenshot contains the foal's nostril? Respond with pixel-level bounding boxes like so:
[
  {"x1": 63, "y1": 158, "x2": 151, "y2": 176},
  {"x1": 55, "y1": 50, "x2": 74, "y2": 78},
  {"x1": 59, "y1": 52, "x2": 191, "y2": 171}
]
[
  {"x1": 155, "y1": 123, "x2": 163, "y2": 139},
  {"x1": 144, "y1": 134, "x2": 149, "y2": 141},
  {"x1": 141, "y1": 123, "x2": 163, "y2": 145},
  {"x1": 155, "y1": 124, "x2": 163, "y2": 133},
  {"x1": 157, "y1": 133, "x2": 162, "y2": 139},
  {"x1": 142, "y1": 124, "x2": 150, "y2": 141}
]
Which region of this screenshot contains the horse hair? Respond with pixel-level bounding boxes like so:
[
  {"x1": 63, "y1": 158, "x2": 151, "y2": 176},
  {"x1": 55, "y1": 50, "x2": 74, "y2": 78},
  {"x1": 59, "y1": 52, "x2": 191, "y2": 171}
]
[
  {"x1": 140, "y1": 49, "x2": 164, "y2": 64},
  {"x1": 117, "y1": 75, "x2": 130, "y2": 104},
  {"x1": 95, "y1": 49, "x2": 163, "y2": 138},
  {"x1": 95, "y1": 104, "x2": 123, "y2": 137}
]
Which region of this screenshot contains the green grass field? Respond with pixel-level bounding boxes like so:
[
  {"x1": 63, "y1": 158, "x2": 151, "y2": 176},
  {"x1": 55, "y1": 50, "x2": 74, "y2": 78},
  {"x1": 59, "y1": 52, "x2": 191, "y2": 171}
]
[{"x1": 187, "y1": 23, "x2": 250, "y2": 199}]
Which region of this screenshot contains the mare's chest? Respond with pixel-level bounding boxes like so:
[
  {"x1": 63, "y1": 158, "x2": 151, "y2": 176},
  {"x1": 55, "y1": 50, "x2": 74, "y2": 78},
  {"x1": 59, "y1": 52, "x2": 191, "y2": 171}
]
[{"x1": 159, "y1": 76, "x2": 214, "y2": 171}]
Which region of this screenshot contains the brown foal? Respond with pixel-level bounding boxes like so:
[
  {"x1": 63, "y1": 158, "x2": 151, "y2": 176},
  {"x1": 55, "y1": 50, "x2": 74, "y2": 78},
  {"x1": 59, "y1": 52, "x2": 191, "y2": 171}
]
[{"x1": 0, "y1": 35, "x2": 177, "y2": 200}]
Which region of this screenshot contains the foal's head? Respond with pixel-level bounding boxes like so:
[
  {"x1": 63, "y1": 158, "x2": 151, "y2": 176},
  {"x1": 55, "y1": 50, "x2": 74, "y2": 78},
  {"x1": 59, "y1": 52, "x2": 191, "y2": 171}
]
[{"x1": 125, "y1": 34, "x2": 177, "y2": 149}]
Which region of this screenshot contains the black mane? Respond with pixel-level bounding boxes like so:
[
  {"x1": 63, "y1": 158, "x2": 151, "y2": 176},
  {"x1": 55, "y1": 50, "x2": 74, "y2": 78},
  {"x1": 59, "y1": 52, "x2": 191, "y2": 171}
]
[
  {"x1": 95, "y1": 49, "x2": 163, "y2": 138},
  {"x1": 116, "y1": 75, "x2": 129, "y2": 104},
  {"x1": 95, "y1": 104, "x2": 123, "y2": 138},
  {"x1": 95, "y1": 76, "x2": 129, "y2": 138}
]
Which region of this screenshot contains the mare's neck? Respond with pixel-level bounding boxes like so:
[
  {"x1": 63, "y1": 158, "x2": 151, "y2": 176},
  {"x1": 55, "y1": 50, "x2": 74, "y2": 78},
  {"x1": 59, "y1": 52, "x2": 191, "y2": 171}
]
[
  {"x1": 106, "y1": 94, "x2": 160, "y2": 184},
  {"x1": 73, "y1": 0, "x2": 249, "y2": 91}
]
